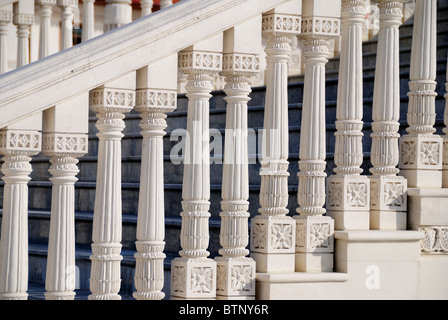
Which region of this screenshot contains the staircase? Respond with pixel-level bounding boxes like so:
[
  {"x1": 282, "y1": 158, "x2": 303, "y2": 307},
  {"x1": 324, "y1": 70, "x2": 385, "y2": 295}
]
[{"x1": 1, "y1": 0, "x2": 448, "y2": 300}]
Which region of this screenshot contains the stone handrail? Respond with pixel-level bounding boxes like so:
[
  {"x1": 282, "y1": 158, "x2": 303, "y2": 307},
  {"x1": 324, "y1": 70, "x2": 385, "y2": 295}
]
[{"x1": 0, "y1": 0, "x2": 290, "y2": 128}]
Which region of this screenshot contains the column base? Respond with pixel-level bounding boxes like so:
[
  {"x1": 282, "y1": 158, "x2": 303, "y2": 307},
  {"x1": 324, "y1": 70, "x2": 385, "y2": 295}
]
[
  {"x1": 399, "y1": 169, "x2": 442, "y2": 188},
  {"x1": 326, "y1": 210, "x2": 370, "y2": 231},
  {"x1": 171, "y1": 257, "x2": 216, "y2": 299},
  {"x1": 407, "y1": 188, "x2": 448, "y2": 228},
  {"x1": 370, "y1": 210, "x2": 407, "y2": 230},
  {"x1": 215, "y1": 256, "x2": 255, "y2": 297},
  {"x1": 250, "y1": 252, "x2": 295, "y2": 273},
  {"x1": 295, "y1": 252, "x2": 334, "y2": 272}
]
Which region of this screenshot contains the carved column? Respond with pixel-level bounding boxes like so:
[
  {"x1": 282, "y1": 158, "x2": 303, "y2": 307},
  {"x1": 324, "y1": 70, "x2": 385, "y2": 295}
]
[
  {"x1": 38, "y1": 0, "x2": 56, "y2": 58},
  {"x1": 171, "y1": 45, "x2": 222, "y2": 299},
  {"x1": 327, "y1": 0, "x2": 370, "y2": 231},
  {"x1": 399, "y1": 0, "x2": 442, "y2": 188},
  {"x1": 215, "y1": 53, "x2": 259, "y2": 299},
  {"x1": 82, "y1": 0, "x2": 95, "y2": 41},
  {"x1": 0, "y1": 4, "x2": 12, "y2": 74},
  {"x1": 295, "y1": 2, "x2": 340, "y2": 272},
  {"x1": 43, "y1": 133, "x2": 87, "y2": 300},
  {"x1": 140, "y1": 0, "x2": 153, "y2": 16},
  {"x1": 88, "y1": 77, "x2": 135, "y2": 300},
  {"x1": 58, "y1": 0, "x2": 77, "y2": 50},
  {"x1": 13, "y1": 1, "x2": 34, "y2": 68},
  {"x1": 444, "y1": 55, "x2": 448, "y2": 187},
  {"x1": 250, "y1": 11, "x2": 301, "y2": 273},
  {"x1": 104, "y1": 0, "x2": 132, "y2": 32},
  {"x1": 0, "y1": 130, "x2": 41, "y2": 300},
  {"x1": 369, "y1": 0, "x2": 407, "y2": 230},
  {"x1": 133, "y1": 55, "x2": 177, "y2": 300}
]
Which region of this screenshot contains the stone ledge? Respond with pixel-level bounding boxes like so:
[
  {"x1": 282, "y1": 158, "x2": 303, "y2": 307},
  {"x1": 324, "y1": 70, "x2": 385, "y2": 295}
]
[
  {"x1": 334, "y1": 230, "x2": 424, "y2": 242},
  {"x1": 256, "y1": 272, "x2": 348, "y2": 284}
]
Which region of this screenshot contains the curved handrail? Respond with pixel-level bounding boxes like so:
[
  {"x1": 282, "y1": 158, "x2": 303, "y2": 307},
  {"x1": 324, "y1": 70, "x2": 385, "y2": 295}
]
[{"x1": 0, "y1": 0, "x2": 290, "y2": 128}]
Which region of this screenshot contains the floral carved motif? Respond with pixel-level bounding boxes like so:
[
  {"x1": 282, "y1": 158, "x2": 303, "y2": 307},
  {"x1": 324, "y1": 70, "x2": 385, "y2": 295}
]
[
  {"x1": 310, "y1": 223, "x2": 331, "y2": 248},
  {"x1": 420, "y1": 227, "x2": 448, "y2": 254},
  {"x1": 384, "y1": 182, "x2": 404, "y2": 207},
  {"x1": 328, "y1": 181, "x2": 343, "y2": 208},
  {"x1": 251, "y1": 222, "x2": 267, "y2": 250},
  {"x1": 401, "y1": 140, "x2": 416, "y2": 165},
  {"x1": 271, "y1": 223, "x2": 293, "y2": 250},
  {"x1": 347, "y1": 182, "x2": 368, "y2": 207},
  {"x1": 191, "y1": 267, "x2": 213, "y2": 293},
  {"x1": 420, "y1": 141, "x2": 439, "y2": 166}
]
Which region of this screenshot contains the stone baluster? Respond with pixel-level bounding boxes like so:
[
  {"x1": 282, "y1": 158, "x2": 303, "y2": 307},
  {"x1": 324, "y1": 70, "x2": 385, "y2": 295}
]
[
  {"x1": 0, "y1": 4, "x2": 12, "y2": 74},
  {"x1": 295, "y1": 0, "x2": 340, "y2": 272},
  {"x1": 37, "y1": 1, "x2": 56, "y2": 58},
  {"x1": 444, "y1": 54, "x2": 448, "y2": 187},
  {"x1": 171, "y1": 35, "x2": 223, "y2": 300},
  {"x1": 104, "y1": 0, "x2": 132, "y2": 32},
  {"x1": 42, "y1": 94, "x2": 89, "y2": 300},
  {"x1": 88, "y1": 74, "x2": 136, "y2": 300},
  {"x1": 140, "y1": 0, "x2": 153, "y2": 17},
  {"x1": 399, "y1": 0, "x2": 442, "y2": 188},
  {"x1": 160, "y1": 0, "x2": 173, "y2": 10},
  {"x1": 215, "y1": 17, "x2": 261, "y2": 300},
  {"x1": 58, "y1": 0, "x2": 78, "y2": 50},
  {"x1": 327, "y1": 0, "x2": 370, "y2": 231},
  {"x1": 82, "y1": 0, "x2": 95, "y2": 41},
  {"x1": 0, "y1": 116, "x2": 42, "y2": 299},
  {"x1": 13, "y1": 0, "x2": 34, "y2": 68},
  {"x1": 369, "y1": 0, "x2": 407, "y2": 230},
  {"x1": 250, "y1": 1, "x2": 301, "y2": 274},
  {"x1": 133, "y1": 54, "x2": 177, "y2": 300}
]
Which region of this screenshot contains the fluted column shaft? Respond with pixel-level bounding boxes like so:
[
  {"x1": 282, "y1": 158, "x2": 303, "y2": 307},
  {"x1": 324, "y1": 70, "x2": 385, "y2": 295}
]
[
  {"x1": 140, "y1": 0, "x2": 153, "y2": 17},
  {"x1": 171, "y1": 50, "x2": 222, "y2": 299},
  {"x1": 215, "y1": 54, "x2": 259, "y2": 298},
  {"x1": 399, "y1": 0, "x2": 442, "y2": 188},
  {"x1": 327, "y1": 0, "x2": 370, "y2": 231},
  {"x1": 13, "y1": 14, "x2": 33, "y2": 68},
  {"x1": 369, "y1": 0, "x2": 407, "y2": 230},
  {"x1": 0, "y1": 9, "x2": 12, "y2": 74},
  {"x1": 104, "y1": 0, "x2": 132, "y2": 32},
  {"x1": 295, "y1": 37, "x2": 334, "y2": 272},
  {"x1": 59, "y1": 1, "x2": 77, "y2": 50},
  {"x1": 88, "y1": 87, "x2": 134, "y2": 300},
  {"x1": 43, "y1": 134, "x2": 87, "y2": 300},
  {"x1": 82, "y1": 0, "x2": 95, "y2": 41},
  {"x1": 0, "y1": 130, "x2": 41, "y2": 300},
  {"x1": 38, "y1": 1, "x2": 56, "y2": 58},
  {"x1": 133, "y1": 89, "x2": 176, "y2": 300},
  {"x1": 250, "y1": 13, "x2": 300, "y2": 274}
]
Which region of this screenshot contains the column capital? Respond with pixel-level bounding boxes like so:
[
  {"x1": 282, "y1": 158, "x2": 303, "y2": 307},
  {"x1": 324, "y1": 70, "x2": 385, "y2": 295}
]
[
  {"x1": 221, "y1": 53, "x2": 260, "y2": 77},
  {"x1": 38, "y1": 0, "x2": 57, "y2": 6},
  {"x1": 0, "y1": 129, "x2": 41, "y2": 156},
  {"x1": 262, "y1": 13, "x2": 301, "y2": 38},
  {"x1": 89, "y1": 87, "x2": 135, "y2": 113},
  {"x1": 178, "y1": 50, "x2": 223, "y2": 75},
  {"x1": 57, "y1": 0, "x2": 78, "y2": 8},
  {"x1": 42, "y1": 133, "x2": 88, "y2": 158}
]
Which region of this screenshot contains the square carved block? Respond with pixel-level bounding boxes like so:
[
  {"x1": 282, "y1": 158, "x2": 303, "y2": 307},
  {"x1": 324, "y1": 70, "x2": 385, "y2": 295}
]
[
  {"x1": 294, "y1": 215, "x2": 334, "y2": 254},
  {"x1": 327, "y1": 175, "x2": 370, "y2": 212},
  {"x1": 369, "y1": 175, "x2": 407, "y2": 212},
  {"x1": 215, "y1": 257, "x2": 255, "y2": 297},
  {"x1": 399, "y1": 134, "x2": 443, "y2": 170},
  {"x1": 250, "y1": 215, "x2": 295, "y2": 254},
  {"x1": 171, "y1": 258, "x2": 216, "y2": 299}
]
